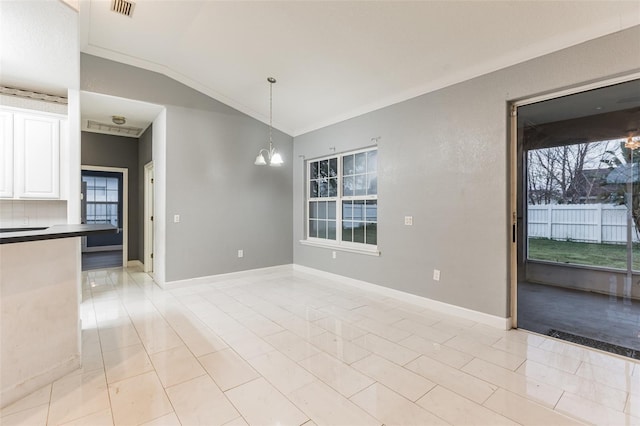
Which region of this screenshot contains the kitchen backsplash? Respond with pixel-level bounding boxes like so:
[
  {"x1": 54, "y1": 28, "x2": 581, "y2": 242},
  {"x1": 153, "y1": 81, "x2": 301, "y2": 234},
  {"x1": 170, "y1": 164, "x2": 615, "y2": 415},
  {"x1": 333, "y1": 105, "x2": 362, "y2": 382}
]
[{"x1": 0, "y1": 200, "x2": 67, "y2": 227}]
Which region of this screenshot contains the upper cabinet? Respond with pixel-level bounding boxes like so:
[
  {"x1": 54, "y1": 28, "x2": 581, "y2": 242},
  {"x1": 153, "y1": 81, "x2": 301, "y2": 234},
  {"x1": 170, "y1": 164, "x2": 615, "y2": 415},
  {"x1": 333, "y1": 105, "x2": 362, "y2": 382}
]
[
  {"x1": 0, "y1": 112, "x2": 14, "y2": 198},
  {"x1": 1, "y1": 108, "x2": 65, "y2": 199}
]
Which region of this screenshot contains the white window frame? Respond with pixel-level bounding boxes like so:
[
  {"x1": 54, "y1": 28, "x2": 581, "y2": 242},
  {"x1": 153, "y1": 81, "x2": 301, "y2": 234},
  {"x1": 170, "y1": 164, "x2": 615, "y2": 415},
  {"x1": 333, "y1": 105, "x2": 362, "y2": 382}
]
[{"x1": 301, "y1": 147, "x2": 380, "y2": 256}]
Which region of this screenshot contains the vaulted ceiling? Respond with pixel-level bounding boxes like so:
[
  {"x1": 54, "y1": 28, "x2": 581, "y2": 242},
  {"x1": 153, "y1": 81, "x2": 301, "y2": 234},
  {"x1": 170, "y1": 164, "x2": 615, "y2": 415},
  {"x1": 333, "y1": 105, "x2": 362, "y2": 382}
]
[{"x1": 3, "y1": 1, "x2": 639, "y2": 137}]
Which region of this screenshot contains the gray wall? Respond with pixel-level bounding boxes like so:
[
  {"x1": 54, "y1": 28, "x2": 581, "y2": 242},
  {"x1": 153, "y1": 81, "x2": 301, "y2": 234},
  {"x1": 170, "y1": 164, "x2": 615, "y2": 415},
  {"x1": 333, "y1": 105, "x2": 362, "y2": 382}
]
[
  {"x1": 138, "y1": 126, "x2": 152, "y2": 263},
  {"x1": 81, "y1": 54, "x2": 294, "y2": 282},
  {"x1": 81, "y1": 131, "x2": 140, "y2": 261},
  {"x1": 293, "y1": 26, "x2": 640, "y2": 318}
]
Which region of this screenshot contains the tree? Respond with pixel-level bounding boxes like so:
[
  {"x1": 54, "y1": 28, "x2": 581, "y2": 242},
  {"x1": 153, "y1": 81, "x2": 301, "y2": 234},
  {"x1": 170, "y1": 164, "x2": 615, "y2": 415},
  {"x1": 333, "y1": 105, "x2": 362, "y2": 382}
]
[
  {"x1": 601, "y1": 140, "x2": 640, "y2": 238},
  {"x1": 527, "y1": 143, "x2": 592, "y2": 205}
]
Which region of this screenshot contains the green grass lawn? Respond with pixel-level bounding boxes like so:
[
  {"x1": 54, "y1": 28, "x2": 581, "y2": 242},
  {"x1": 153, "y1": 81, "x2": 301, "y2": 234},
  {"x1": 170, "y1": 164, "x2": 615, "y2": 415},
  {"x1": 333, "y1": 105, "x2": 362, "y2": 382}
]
[{"x1": 528, "y1": 238, "x2": 640, "y2": 270}]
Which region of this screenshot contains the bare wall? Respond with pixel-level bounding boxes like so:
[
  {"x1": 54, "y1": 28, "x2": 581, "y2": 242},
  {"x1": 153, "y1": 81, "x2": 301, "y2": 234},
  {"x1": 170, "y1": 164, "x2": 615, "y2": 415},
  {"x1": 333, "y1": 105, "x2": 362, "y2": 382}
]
[
  {"x1": 293, "y1": 26, "x2": 640, "y2": 318},
  {"x1": 81, "y1": 54, "x2": 294, "y2": 282},
  {"x1": 81, "y1": 131, "x2": 140, "y2": 261}
]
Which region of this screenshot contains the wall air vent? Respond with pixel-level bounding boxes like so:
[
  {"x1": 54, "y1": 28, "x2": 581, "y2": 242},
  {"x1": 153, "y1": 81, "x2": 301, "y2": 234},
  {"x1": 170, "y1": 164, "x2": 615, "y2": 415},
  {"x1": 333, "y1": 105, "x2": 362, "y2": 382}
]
[
  {"x1": 87, "y1": 120, "x2": 143, "y2": 137},
  {"x1": 111, "y1": 0, "x2": 135, "y2": 17}
]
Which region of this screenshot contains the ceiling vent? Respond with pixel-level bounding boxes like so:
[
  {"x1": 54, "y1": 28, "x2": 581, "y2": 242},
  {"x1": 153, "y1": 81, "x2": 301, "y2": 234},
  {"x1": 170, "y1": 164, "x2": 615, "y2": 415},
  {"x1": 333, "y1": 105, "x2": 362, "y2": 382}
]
[
  {"x1": 87, "y1": 120, "x2": 143, "y2": 137},
  {"x1": 111, "y1": 0, "x2": 135, "y2": 17}
]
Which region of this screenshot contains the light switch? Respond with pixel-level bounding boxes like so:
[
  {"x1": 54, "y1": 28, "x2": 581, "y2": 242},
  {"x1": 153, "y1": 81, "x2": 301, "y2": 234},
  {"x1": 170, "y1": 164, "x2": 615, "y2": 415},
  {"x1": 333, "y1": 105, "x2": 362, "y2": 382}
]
[
  {"x1": 404, "y1": 216, "x2": 413, "y2": 226},
  {"x1": 173, "y1": 214, "x2": 180, "y2": 223}
]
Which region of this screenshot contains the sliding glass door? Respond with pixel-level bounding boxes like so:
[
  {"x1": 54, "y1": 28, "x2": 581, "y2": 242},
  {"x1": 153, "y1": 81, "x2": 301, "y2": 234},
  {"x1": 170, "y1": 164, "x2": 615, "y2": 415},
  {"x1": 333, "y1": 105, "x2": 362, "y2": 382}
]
[{"x1": 516, "y1": 79, "x2": 640, "y2": 358}]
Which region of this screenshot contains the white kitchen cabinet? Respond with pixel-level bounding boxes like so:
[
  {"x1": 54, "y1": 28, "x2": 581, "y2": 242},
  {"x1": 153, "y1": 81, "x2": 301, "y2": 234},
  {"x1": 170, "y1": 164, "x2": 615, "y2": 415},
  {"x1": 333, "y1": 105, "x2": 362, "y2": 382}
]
[
  {"x1": 0, "y1": 109, "x2": 63, "y2": 199},
  {"x1": 0, "y1": 111, "x2": 13, "y2": 198}
]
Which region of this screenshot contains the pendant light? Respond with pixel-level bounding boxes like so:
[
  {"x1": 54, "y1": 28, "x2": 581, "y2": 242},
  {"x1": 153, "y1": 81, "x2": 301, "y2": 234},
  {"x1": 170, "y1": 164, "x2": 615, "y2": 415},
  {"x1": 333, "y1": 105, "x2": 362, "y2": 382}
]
[{"x1": 255, "y1": 77, "x2": 283, "y2": 166}]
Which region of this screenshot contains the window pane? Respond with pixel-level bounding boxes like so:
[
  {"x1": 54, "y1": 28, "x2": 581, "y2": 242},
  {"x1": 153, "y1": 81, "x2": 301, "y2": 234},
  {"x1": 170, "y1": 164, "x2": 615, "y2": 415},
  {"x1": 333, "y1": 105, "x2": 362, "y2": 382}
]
[
  {"x1": 328, "y1": 201, "x2": 336, "y2": 220},
  {"x1": 318, "y1": 201, "x2": 327, "y2": 219},
  {"x1": 343, "y1": 176, "x2": 354, "y2": 196},
  {"x1": 107, "y1": 190, "x2": 118, "y2": 202},
  {"x1": 309, "y1": 219, "x2": 318, "y2": 238},
  {"x1": 318, "y1": 220, "x2": 327, "y2": 239},
  {"x1": 367, "y1": 174, "x2": 377, "y2": 195},
  {"x1": 353, "y1": 200, "x2": 365, "y2": 221},
  {"x1": 365, "y1": 200, "x2": 377, "y2": 221},
  {"x1": 328, "y1": 221, "x2": 336, "y2": 240},
  {"x1": 355, "y1": 175, "x2": 366, "y2": 196},
  {"x1": 329, "y1": 158, "x2": 338, "y2": 177},
  {"x1": 355, "y1": 153, "x2": 366, "y2": 173},
  {"x1": 366, "y1": 223, "x2": 377, "y2": 245},
  {"x1": 318, "y1": 180, "x2": 328, "y2": 197},
  {"x1": 320, "y1": 160, "x2": 328, "y2": 178},
  {"x1": 310, "y1": 162, "x2": 318, "y2": 179},
  {"x1": 107, "y1": 178, "x2": 118, "y2": 190},
  {"x1": 310, "y1": 181, "x2": 318, "y2": 198},
  {"x1": 353, "y1": 222, "x2": 365, "y2": 243},
  {"x1": 309, "y1": 202, "x2": 318, "y2": 219},
  {"x1": 87, "y1": 188, "x2": 95, "y2": 202},
  {"x1": 343, "y1": 201, "x2": 353, "y2": 220},
  {"x1": 328, "y1": 178, "x2": 337, "y2": 197},
  {"x1": 343, "y1": 154, "x2": 354, "y2": 176},
  {"x1": 342, "y1": 221, "x2": 353, "y2": 242},
  {"x1": 367, "y1": 150, "x2": 377, "y2": 172}
]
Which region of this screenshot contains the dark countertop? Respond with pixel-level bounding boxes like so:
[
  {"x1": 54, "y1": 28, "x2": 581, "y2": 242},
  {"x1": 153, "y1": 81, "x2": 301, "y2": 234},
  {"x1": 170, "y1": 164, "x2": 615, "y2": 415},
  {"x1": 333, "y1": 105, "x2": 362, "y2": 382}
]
[{"x1": 0, "y1": 224, "x2": 118, "y2": 244}]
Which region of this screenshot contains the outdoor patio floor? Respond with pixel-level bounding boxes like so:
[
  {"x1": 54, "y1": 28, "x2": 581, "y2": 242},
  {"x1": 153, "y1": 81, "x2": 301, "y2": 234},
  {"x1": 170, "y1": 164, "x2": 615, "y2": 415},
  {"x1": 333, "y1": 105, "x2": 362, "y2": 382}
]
[{"x1": 518, "y1": 281, "x2": 640, "y2": 354}]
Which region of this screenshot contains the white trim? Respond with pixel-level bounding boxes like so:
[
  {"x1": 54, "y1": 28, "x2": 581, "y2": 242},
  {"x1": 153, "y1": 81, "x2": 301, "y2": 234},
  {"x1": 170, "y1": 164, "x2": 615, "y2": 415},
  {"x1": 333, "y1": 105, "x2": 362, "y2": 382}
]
[
  {"x1": 294, "y1": 265, "x2": 511, "y2": 330},
  {"x1": 299, "y1": 239, "x2": 380, "y2": 256},
  {"x1": 163, "y1": 264, "x2": 294, "y2": 289},
  {"x1": 512, "y1": 72, "x2": 640, "y2": 107},
  {"x1": 127, "y1": 260, "x2": 143, "y2": 268},
  {"x1": 144, "y1": 161, "x2": 154, "y2": 273},
  {"x1": 81, "y1": 165, "x2": 128, "y2": 267}
]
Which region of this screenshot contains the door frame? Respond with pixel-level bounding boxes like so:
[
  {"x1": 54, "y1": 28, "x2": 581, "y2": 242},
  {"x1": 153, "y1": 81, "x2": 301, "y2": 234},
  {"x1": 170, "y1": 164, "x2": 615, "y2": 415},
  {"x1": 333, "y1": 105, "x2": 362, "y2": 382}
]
[
  {"x1": 81, "y1": 165, "x2": 129, "y2": 268},
  {"x1": 508, "y1": 72, "x2": 640, "y2": 329},
  {"x1": 144, "y1": 161, "x2": 154, "y2": 273}
]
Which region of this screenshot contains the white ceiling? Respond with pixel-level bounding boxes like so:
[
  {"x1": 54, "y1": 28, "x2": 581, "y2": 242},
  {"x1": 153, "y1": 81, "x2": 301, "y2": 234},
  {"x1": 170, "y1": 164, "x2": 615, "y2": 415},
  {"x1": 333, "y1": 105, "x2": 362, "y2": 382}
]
[
  {"x1": 79, "y1": 0, "x2": 640, "y2": 136},
  {"x1": 1, "y1": 0, "x2": 78, "y2": 97},
  {"x1": 80, "y1": 91, "x2": 164, "y2": 138},
  {"x1": 3, "y1": 1, "x2": 639, "y2": 138}
]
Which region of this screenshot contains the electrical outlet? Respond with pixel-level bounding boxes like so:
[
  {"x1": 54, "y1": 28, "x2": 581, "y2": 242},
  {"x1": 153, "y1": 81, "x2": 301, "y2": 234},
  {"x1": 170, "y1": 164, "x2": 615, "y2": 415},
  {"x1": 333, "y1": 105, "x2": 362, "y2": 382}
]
[
  {"x1": 332, "y1": 251, "x2": 337, "y2": 259},
  {"x1": 404, "y1": 216, "x2": 413, "y2": 226},
  {"x1": 238, "y1": 249, "x2": 244, "y2": 258},
  {"x1": 433, "y1": 269, "x2": 441, "y2": 281},
  {"x1": 173, "y1": 214, "x2": 180, "y2": 223}
]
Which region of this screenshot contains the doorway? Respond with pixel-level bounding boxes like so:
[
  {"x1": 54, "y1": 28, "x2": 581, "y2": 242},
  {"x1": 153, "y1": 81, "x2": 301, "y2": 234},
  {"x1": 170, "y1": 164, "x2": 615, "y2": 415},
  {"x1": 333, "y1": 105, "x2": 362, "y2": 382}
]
[
  {"x1": 81, "y1": 166, "x2": 128, "y2": 270},
  {"x1": 512, "y1": 78, "x2": 640, "y2": 358}
]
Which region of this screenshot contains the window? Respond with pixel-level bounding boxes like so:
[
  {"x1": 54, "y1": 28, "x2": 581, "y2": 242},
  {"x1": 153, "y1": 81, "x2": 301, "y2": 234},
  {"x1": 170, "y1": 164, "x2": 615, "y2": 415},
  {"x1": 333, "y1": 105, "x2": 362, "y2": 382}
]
[
  {"x1": 306, "y1": 147, "x2": 378, "y2": 250},
  {"x1": 82, "y1": 175, "x2": 119, "y2": 227}
]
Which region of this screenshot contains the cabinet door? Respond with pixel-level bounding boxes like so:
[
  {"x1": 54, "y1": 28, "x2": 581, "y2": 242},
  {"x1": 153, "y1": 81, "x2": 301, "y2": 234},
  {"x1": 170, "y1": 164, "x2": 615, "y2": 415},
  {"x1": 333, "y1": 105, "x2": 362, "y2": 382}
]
[
  {"x1": 14, "y1": 113, "x2": 60, "y2": 199},
  {"x1": 0, "y1": 111, "x2": 13, "y2": 198}
]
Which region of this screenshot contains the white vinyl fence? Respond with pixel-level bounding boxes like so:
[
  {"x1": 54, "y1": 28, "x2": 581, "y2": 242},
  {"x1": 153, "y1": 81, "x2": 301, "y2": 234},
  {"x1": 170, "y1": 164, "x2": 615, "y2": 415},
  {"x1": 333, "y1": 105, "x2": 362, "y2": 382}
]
[{"x1": 528, "y1": 204, "x2": 640, "y2": 244}]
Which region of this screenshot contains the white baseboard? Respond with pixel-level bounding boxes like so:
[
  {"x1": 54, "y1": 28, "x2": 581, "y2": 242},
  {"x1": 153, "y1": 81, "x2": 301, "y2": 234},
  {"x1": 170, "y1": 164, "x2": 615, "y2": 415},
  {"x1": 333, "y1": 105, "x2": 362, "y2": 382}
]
[
  {"x1": 127, "y1": 260, "x2": 143, "y2": 268},
  {"x1": 161, "y1": 262, "x2": 509, "y2": 330},
  {"x1": 293, "y1": 265, "x2": 511, "y2": 330},
  {"x1": 1, "y1": 355, "x2": 80, "y2": 409},
  {"x1": 82, "y1": 245, "x2": 123, "y2": 253},
  {"x1": 164, "y1": 264, "x2": 294, "y2": 289}
]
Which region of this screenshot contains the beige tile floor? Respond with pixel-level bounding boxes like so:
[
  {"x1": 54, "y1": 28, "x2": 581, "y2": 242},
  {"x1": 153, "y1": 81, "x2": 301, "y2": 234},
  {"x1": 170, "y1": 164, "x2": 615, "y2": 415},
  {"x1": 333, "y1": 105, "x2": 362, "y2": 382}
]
[{"x1": 2, "y1": 266, "x2": 640, "y2": 426}]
